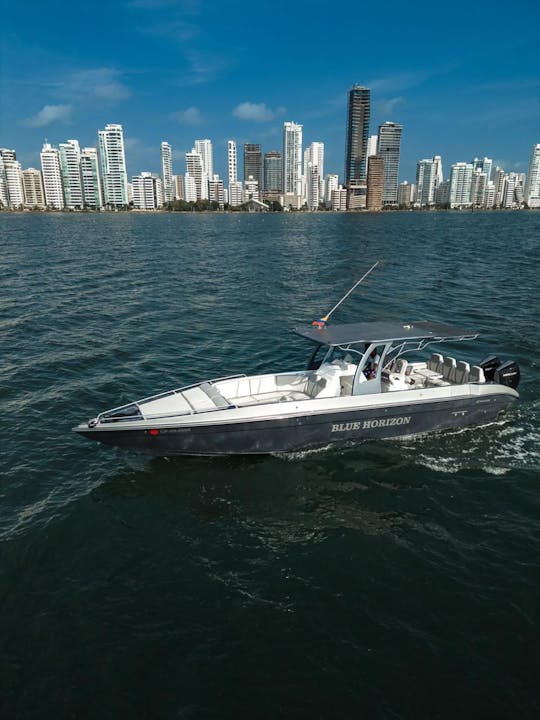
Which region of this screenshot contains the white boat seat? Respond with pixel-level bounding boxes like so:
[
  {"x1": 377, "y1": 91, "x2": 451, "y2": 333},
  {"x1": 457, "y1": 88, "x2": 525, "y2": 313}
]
[
  {"x1": 455, "y1": 361, "x2": 470, "y2": 384},
  {"x1": 442, "y1": 356, "x2": 457, "y2": 382},
  {"x1": 393, "y1": 357, "x2": 408, "y2": 375},
  {"x1": 428, "y1": 353, "x2": 444, "y2": 374},
  {"x1": 469, "y1": 365, "x2": 486, "y2": 383}
]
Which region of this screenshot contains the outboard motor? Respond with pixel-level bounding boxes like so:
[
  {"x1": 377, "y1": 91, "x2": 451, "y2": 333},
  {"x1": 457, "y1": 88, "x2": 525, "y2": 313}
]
[
  {"x1": 494, "y1": 360, "x2": 520, "y2": 390},
  {"x1": 478, "y1": 355, "x2": 501, "y2": 381}
]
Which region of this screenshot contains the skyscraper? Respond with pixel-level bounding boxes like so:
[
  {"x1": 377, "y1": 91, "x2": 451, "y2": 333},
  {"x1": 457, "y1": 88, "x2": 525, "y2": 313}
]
[
  {"x1": 449, "y1": 162, "x2": 473, "y2": 207},
  {"x1": 98, "y1": 124, "x2": 128, "y2": 208},
  {"x1": 264, "y1": 151, "x2": 282, "y2": 194},
  {"x1": 472, "y1": 157, "x2": 492, "y2": 183},
  {"x1": 0, "y1": 148, "x2": 24, "y2": 208},
  {"x1": 228, "y1": 141, "x2": 238, "y2": 185},
  {"x1": 185, "y1": 152, "x2": 204, "y2": 199},
  {"x1": 161, "y1": 142, "x2": 173, "y2": 203},
  {"x1": 193, "y1": 139, "x2": 213, "y2": 198},
  {"x1": 244, "y1": 144, "x2": 262, "y2": 191},
  {"x1": 80, "y1": 147, "x2": 103, "y2": 209},
  {"x1": 377, "y1": 122, "x2": 403, "y2": 206},
  {"x1": 324, "y1": 174, "x2": 339, "y2": 207},
  {"x1": 283, "y1": 121, "x2": 303, "y2": 196},
  {"x1": 525, "y1": 143, "x2": 540, "y2": 208},
  {"x1": 59, "y1": 139, "x2": 83, "y2": 209},
  {"x1": 22, "y1": 168, "x2": 45, "y2": 208},
  {"x1": 132, "y1": 172, "x2": 163, "y2": 210},
  {"x1": 344, "y1": 85, "x2": 370, "y2": 185},
  {"x1": 40, "y1": 142, "x2": 64, "y2": 209},
  {"x1": 304, "y1": 142, "x2": 324, "y2": 210},
  {"x1": 415, "y1": 158, "x2": 436, "y2": 207},
  {"x1": 227, "y1": 140, "x2": 243, "y2": 207}
]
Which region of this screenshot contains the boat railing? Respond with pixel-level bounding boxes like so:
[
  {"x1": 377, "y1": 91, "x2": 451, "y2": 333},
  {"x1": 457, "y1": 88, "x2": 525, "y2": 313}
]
[{"x1": 95, "y1": 374, "x2": 247, "y2": 423}]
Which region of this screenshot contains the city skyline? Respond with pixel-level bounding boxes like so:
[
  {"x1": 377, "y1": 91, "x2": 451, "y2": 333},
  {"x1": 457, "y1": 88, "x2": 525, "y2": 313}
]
[{"x1": 2, "y1": 0, "x2": 539, "y2": 182}]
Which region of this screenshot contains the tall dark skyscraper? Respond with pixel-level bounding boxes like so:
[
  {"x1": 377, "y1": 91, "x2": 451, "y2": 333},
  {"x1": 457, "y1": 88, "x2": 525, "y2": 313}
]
[
  {"x1": 344, "y1": 85, "x2": 371, "y2": 185},
  {"x1": 243, "y1": 143, "x2": 262, "y2": 190},
  {"x1": 264, "y1": 151, "x2": 282, "y2": 193}
]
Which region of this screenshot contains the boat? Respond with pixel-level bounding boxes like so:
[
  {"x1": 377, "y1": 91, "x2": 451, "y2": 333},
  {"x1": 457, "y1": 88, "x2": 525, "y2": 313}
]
[{"x1": 74, "y1": 319, "x2": 520, "y2": 456}]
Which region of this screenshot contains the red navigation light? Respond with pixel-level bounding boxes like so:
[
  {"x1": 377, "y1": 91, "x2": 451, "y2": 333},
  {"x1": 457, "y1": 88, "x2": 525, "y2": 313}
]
[{"x1": 148, "y1": 429, "x2": 160, "y2": 436}]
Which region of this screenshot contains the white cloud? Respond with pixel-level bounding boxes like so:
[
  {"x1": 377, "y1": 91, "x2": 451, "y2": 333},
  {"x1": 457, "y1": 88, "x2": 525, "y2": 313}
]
[
  {"x1": 67, "y1": 68, "x2": 132, "y2": 101},
  {"x1": 139, "y1": 19, "x2": 200, "y2": 41},
  {"x1": 232, "y1": 102, "x2": 283, "y2": 122},
  {"x1": 171, "y1": 106, "x2": 203, "y2": 125},
  {"x1": 23, "y1": 104, "x2": 72, "y2": 127},
  {"x1": 377, "y1": 96, "x2": 405, "y2": 116}
]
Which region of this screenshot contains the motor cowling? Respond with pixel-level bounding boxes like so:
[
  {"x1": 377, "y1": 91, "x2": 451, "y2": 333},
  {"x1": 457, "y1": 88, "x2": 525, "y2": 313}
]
[
  {"x1": 478, "y1": 355, "x2": 501, "y2": 381},
  {"x1": 494, "y1": 360, "x2": 520, "y2": 390}
]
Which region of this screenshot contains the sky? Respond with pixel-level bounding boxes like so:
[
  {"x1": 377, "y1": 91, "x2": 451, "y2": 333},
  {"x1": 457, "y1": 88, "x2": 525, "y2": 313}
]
[{"x1": 1, "y1": 0, "x2": 539, "y2": 183}]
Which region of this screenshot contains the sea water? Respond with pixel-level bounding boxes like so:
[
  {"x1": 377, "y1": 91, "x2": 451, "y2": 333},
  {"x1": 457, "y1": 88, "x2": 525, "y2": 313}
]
[{"x1": 1, "y1": 211, "x2": 539, "y2": 718}]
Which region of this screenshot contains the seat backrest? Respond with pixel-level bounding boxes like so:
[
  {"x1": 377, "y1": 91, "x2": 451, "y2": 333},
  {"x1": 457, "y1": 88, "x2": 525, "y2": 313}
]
[
  {"x1": 394, "y1": 357, "x2": 408, "y2": 376},
  {"x1": 307, "y1": 376, "x2": 327, "y2": 398},
  {"x1": 455, "y1": 360, "x2": 470, "y2": 384},
  {"x1": 428, "y1": 353, "x2": 444, "y2": 373},
  {"x1": 443, "y1": 356, "x2": 457, "y2": 381},
  {"x1": 469, "y1": 365, "x2": 486, "y2": 383}
]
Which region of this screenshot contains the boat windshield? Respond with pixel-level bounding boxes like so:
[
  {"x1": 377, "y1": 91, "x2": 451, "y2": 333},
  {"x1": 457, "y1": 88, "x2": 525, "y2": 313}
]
[{"x1": 307, "y1": 343, "x2": 362, "y2": 370}]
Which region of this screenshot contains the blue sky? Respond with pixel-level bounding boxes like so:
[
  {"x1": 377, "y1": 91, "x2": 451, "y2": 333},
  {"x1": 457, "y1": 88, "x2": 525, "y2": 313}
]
[{"x1": 2, "y1": 0, "x2": 539, "y2": 182}]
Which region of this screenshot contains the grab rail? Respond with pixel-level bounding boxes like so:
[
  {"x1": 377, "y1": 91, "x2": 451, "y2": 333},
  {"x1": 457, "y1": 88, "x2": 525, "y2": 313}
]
[{"x1": 95, "y1": 374, "x2": 247, "y2": 424}]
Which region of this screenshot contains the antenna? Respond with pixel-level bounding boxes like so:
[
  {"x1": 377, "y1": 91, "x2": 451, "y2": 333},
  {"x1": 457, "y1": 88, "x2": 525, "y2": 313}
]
[{"x1": 312, "y1": 261, "x2": 380, "y2": 328}]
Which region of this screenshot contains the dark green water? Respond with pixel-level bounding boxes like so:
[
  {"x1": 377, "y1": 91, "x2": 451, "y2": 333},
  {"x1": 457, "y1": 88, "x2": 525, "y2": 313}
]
[{"x1": 1, "y1": 211, "x2": 539, "y2": 719}]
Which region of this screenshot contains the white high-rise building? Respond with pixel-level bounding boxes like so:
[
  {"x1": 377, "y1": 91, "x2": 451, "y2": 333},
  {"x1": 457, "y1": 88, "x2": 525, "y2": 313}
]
[
  {"x1": 185, "y1": 152, "x2": 204, "y2": 200},
  {"x1": 244, "y1": 175, "x2": 260, "y2": 201},
  {"x1": 98, "y1": 124, "x2": 128, "y2": 207},
  {"x1": 502, "y1": 173, "x2": 518, "y2": 208},
  {"x1": 470, "y1": 170, "x2": 487, "y2": 206},
  {"x1": 377, "y1": 122, "x2": 403, "y2": 206},
  {"x1": 484, "y1": 182, "x2": 497, "y2": 208},
  {"x1": 40, "y1": 143, "x2": 65, "y2": 209},
  {"x1": 306, "y1": 162, "x2": 321, "y2": 210},
  {"x1": 80, "y1": 148, "x2": 103, "y2": 209},
  {"x1": 304, "y1": 142, "x2": 324, "y2": 207},
  {"x1": 161, "y1": 142, "x2": 173, "y2": 203},
  {"x1": 415, "y1": 159, "x2": 436, "y2": 206},
  {"x1": 184, "y1": 173, "x2": 197, "y2": 202},
  {"x1": 433, "y1": 155, "x2": 443, "y2": 189},
  {"x1": 492, "y1": 167, "x2": 506, "y2": 206},
  {"x1": 22, "y1": 168, "x2": 45, "y2": 208},
  {"x1": 449, "y1": 162, "x2": 473, "y2": 208},
  {"x1": 398, "y1": 181, "x2": 415, "y2": 207},
  {"x1": 331, "y1": 187, "x2": 348, "y2": 211},
  {"x1": 132, "y1": 172, "x2": 163, "y2": 210},
  {"x1": 59, "y1": 139, "x2": 83, "y2": 209},
  {"x1": 193, "y1": 139, "x2": 213, "y2": 199},
  {"x1": 524, "y1": 143, "x2": 540, "y2": 208},
  {"x1": 194, "y1": 139, "x2": 213, "y2": 179},
  {"x1": 227, "y1": 140, "x2": 243, "y2": 206},
  {"x1": 0, "y1": 156, "x2": 7, "y2": 207},
  {"x1": 227, "y1": 140, "x2": 238, "y2": 185},
  {"x1": 472, "y1": 157, "x2": 493, "y2": 183},
  {"x1": 324, "y1": 174, "x2": 339, "y2": 206},
  {"x1": 0, "y1": 149, "x2": 24, "y2": 208},
  {"x1": 209, "y1": 175, "x2": 225, "y2": 206},
  {"x1": 229, "y1": 181, "x2": 243, "y2": 207},
  {"x1": 283, "y1": 121, "x2": 303, "y2": 196}
]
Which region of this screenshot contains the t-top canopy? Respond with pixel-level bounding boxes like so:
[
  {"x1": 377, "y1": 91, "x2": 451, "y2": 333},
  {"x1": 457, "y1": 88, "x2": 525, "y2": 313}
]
[{"x1": 294, "y1": 320, "x2": 478, "y2": 347}]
